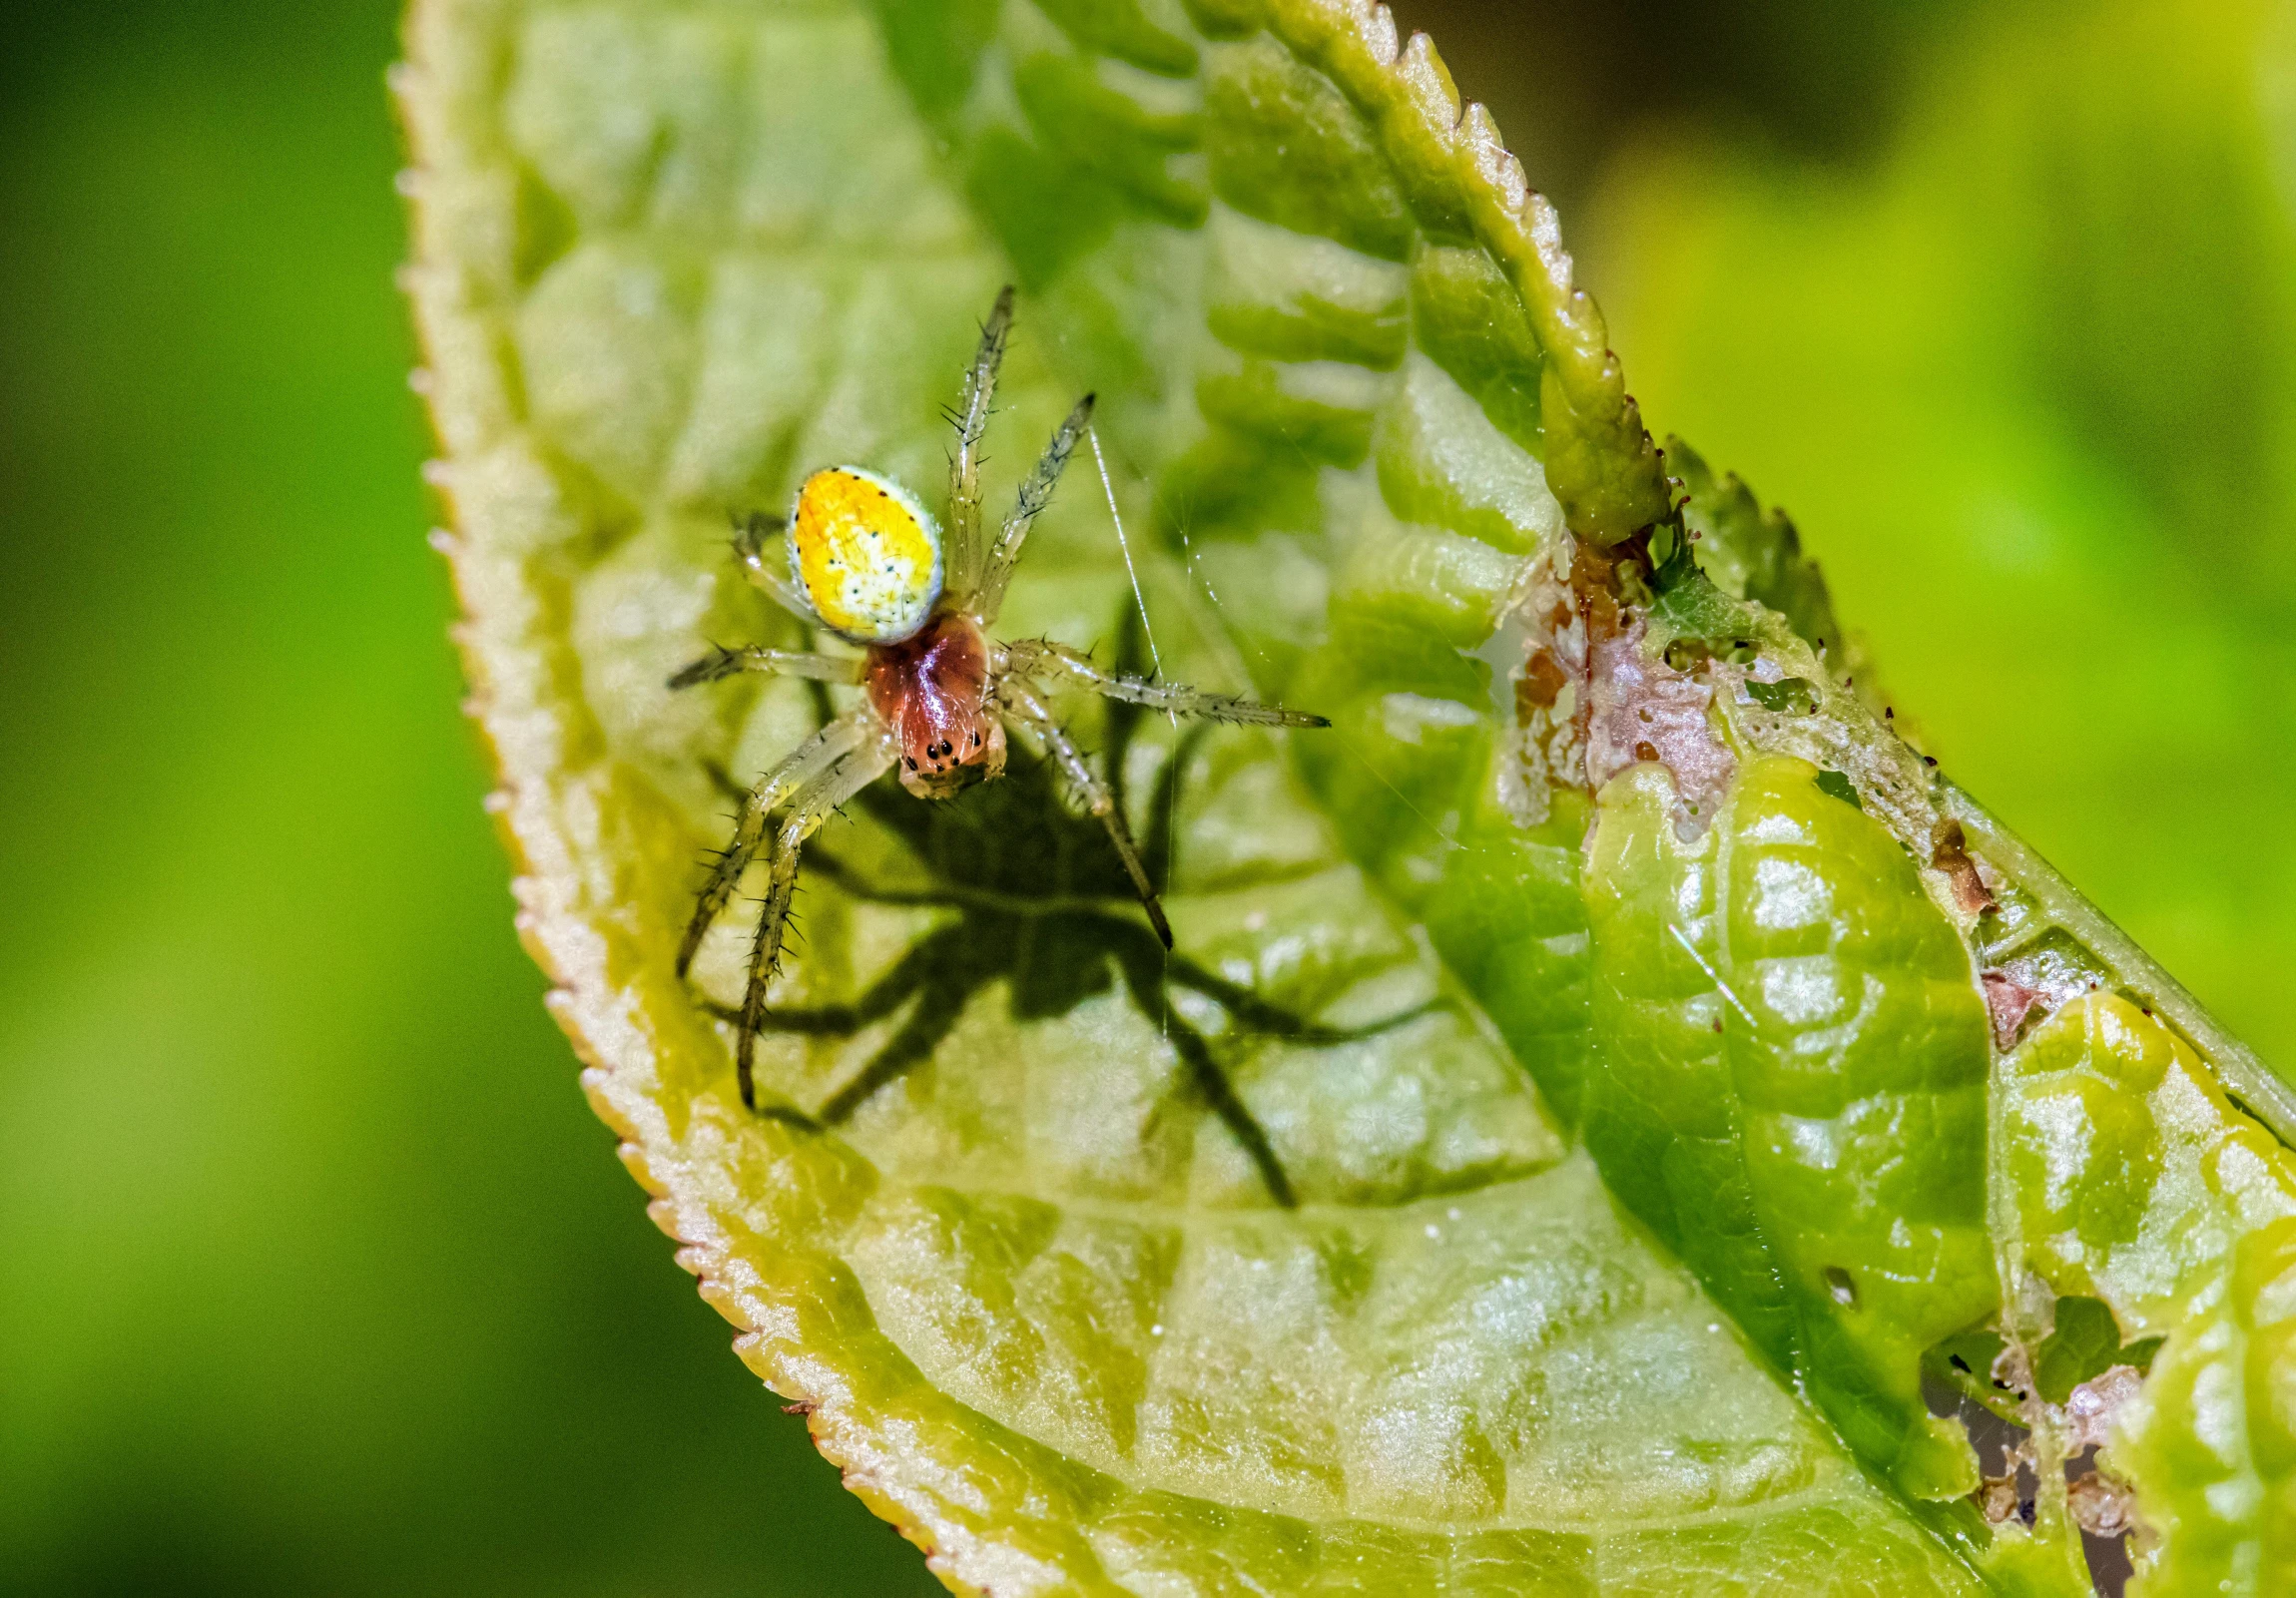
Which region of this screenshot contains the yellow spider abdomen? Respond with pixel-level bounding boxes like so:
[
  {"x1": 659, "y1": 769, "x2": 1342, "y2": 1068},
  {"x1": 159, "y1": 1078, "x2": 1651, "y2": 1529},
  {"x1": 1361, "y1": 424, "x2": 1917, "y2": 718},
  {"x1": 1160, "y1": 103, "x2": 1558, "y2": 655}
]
[{"x1": 788, "y1": 466, "x2": 942, "y2": 643}]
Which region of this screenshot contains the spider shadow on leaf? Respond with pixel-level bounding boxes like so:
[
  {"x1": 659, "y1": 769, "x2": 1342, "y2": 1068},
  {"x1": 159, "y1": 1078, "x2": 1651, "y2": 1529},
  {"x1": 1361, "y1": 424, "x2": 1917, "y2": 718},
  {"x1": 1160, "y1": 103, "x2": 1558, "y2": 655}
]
[{"x1": 704, "y1": 616, "x2": 1434, "y2": 1208}]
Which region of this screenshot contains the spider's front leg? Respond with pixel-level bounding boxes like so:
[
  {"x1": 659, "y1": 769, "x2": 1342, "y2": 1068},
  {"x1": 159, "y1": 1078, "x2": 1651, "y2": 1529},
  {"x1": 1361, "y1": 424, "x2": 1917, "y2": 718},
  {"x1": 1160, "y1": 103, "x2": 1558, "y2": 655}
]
[
  {"x1": 970, "y1": 393, "x2": 1095, "y2": 625},
  {"x1": 1000, "y1": 681, "x2": 1173, "y2": 949},
  {"x1": 677, "y1": 710, "x2": 878, "y2": 979},
  {"x1": 1000, "y1": 640, "x2": 1330, "y2": 728},
  {"x1": 942, "y1": 285, "x2": 1013, "y2": 602},
  {"x1": 733, "y1": 729, "x2": 896, "y2": 1108}
]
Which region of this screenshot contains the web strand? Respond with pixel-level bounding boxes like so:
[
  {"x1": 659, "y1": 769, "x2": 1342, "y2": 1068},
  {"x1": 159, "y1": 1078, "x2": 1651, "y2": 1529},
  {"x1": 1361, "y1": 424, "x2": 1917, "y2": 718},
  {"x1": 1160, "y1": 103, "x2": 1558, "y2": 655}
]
[
  {"x1": 1089, "y1": 425, "x2": 1176, "y2": 1041},
  {"x1": 1090, "y1": 427, "x2": 1164, "y2": 685}
]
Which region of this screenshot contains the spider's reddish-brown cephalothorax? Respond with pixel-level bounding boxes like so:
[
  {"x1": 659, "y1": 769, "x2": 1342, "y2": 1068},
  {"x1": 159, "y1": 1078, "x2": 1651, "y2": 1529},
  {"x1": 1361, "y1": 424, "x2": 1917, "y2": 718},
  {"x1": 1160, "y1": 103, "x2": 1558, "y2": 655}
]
[{"x1": 671, "y1": 287, "x2": 1330, "y2": 1108}]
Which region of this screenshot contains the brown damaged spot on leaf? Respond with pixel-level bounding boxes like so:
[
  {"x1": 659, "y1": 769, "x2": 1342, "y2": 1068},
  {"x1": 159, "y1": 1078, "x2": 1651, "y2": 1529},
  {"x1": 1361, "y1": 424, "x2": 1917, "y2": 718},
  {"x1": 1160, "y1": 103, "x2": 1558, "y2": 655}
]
[
  {"x1": 1514, "y1": 538, "x2": 1737, "y2": 832},
  {"x1": 2063, "y1": 1364, "x2": 2144, "y2": 1544},
  {"x1": 1517, "y1": 646, "x2": 1569, "y2": 712},
  {"x1": 1991, "y1": 1337, "x2": 2034, "y2": 1402},
  {"x1": 1932, "y1": 817, "x2": 1998, "y2": 919},
  {"x1": 1984, "y1": 968, "x2": 2047, "y2": 1052},
  {"x1": 1978, "y1": 1474, "x2": 2023, "y2": 1526},
  {"x1": 1586, "y1": 613, "x2": 1736, "y2": 827},
  {"x1": 2066, "y1": 1471, "x2": 2136, "y2": 1540},
  {"x1": 2063, "y1": 1364, "x2": 2144, "y2": 1453},
  {"x1": 1969, "y1": 1410, "x2": 2040, "y2": 1527}
]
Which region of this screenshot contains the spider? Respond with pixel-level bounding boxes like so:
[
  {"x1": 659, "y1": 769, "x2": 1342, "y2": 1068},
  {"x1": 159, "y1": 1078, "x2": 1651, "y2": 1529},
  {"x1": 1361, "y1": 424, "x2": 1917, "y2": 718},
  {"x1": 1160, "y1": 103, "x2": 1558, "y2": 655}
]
[{"x1": 670, "y1": 286, "x2": 1330, "y2": 1110}]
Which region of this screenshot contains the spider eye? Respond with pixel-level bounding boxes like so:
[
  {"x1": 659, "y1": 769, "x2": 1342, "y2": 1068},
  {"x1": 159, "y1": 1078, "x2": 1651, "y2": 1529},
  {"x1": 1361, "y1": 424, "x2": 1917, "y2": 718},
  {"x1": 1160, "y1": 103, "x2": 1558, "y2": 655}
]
[{"x1": 789, "y1": 466, "x2": 943, "y2": 644}]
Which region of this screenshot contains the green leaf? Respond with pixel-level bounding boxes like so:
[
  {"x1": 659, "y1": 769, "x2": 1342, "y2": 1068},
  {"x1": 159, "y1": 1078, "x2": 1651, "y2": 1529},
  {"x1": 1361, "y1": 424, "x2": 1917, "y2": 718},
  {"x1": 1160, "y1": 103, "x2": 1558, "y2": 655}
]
[
  {"x1": 1666, "y1": 437, "x2": 1842, "y2": 659},
  {"x1": 1740, "y1": 676, "x2": 1816, "y2": 715},
  {"x1": 1813, "y1": 770, "x2": 1863, "y2": 809},
  {"x1": 1587, "y1": 0, "x2": 2296, "y2": 1063},
  {"x1": 398, "y1": 0, "x2": 2296, "y2": 1591},
  {"x1": 1991, "y1": 991, "x2": 2296, "y2": 1589},
  {"x1": 2131, "y1": 1217, "x2": 2296, "y2": 1588},
  {"x1": 1584, "y1": 756, "x2": 1999, "y2": 1505},
  {"x1": 2030, "y1": 1299, "x2": 2123, "y2": 1408}
]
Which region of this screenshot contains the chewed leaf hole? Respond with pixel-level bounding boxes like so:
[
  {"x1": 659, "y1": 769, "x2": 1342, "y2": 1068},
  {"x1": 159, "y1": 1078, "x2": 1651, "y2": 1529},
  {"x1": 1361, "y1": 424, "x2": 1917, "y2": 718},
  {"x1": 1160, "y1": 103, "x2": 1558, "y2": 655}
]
[{"x1": 1924, "y1": 1303, "x2": 2154, "y2": 1593}]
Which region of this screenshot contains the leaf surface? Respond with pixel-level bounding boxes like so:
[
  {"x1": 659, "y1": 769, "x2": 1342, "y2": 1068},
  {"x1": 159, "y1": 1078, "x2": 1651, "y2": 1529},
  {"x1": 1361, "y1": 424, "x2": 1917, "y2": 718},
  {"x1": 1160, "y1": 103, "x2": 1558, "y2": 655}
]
[{"x1": 398, "y1": 0, "x2": 2296, "y2": 1592}]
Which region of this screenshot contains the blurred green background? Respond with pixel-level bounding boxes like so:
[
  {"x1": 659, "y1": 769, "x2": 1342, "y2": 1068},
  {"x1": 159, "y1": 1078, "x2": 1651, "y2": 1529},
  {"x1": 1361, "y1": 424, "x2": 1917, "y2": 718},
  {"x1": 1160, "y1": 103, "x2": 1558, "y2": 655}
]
[{"x1": 1, "y1": 0, "x2": 2287, "y2": 1591}]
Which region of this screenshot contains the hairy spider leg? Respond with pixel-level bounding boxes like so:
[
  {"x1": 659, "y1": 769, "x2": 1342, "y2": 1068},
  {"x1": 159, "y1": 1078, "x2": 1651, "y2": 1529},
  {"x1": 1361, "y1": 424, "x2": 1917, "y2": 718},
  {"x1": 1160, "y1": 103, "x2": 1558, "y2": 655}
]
[
  {"x1": 667, "y1": 645, "x2": 867, "y2": 691},
  {"x1": 730, "y1": 510, "x2": 815, "y2": 620},
  {"x1": 971, "y1": 393, "x2": 1095, "y2": 626},
  {"x1": 736, "y1": 731, "x2": 897, "y2": 1107},
  {"x1": 999, "y1": 639, "x2": 1332, "y2": 728},
  {"x1": 1000, "y1": 681, "x2": 1173, "y2": 950},
  {"x1": 943, "y1": 285, "x2": 1013, "y2": 604},
  {"x1": 675, "y1": 708, "x2": 878, "y2": 978}
]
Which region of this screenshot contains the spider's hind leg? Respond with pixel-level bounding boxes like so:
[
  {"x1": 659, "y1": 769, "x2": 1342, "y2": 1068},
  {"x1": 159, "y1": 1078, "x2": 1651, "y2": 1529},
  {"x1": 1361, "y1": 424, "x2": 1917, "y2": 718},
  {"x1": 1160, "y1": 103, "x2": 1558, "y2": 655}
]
[
  {"x1": 1002, "y1": 682, "x2": 1172, "y2": 949},
  {"x1": 732, "y1": 731, "x2": 896, "y2": 1108},
  {"x1": 728, "y1": 510, "x2": 814, "y2": 620},
  {"x1": 667, "y1": 645, "x2": 865, "y2": 691}
]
